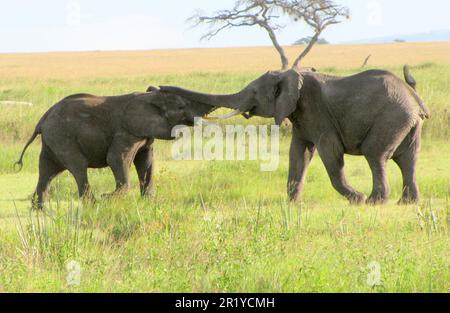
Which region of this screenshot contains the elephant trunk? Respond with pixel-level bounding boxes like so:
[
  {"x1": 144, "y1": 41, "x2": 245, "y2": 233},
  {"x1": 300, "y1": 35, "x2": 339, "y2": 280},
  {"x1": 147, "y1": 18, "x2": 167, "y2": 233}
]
[{"x1": 159, "y1": 86, "x2": 245, "y2": 110}]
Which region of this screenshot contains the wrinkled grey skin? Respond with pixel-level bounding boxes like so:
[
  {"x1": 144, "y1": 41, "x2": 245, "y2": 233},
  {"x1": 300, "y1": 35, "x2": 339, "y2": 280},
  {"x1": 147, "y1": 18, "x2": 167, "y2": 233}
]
[
  {"x1": 16, "y1": 87, "x2": 215, "y2": 209},
  {"x1": 160, "y1": 66, "x2": 430, "y2": 205}
]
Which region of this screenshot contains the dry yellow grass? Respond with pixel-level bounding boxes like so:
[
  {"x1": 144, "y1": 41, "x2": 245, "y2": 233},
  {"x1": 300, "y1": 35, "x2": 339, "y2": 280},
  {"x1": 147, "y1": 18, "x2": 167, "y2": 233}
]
[{"x1": 1, "y1": 42, "x2": 449, "y2": 79}]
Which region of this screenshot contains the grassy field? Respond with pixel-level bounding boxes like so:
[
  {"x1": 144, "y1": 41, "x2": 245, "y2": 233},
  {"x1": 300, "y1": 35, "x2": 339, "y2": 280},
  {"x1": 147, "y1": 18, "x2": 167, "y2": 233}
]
[{"x1": 0, "y1": 43, "x2": 448, "y2": 292}]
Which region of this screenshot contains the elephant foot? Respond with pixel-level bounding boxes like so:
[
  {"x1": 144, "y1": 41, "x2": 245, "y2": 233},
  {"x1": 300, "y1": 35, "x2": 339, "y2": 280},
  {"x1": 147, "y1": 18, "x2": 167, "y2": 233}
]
[
  {"x1": 141, "y1": 189, "x2": 155, "y2": 199},
  {"x1": 366, "y1": 196, "x2": 388, "y2": 206},
  {"x1": 81, "y1": 191, "x2": 96, "y2": 205},
  {"x1": 288, "y1": 193, "x2": 300, "y2": 203},
  {"x1": 398, "y1": 188, "x2": 419, "y2": 205},
  {"x1": 31, "y1": 200, "x2": 44, "y2": 211},
  {"x1": 347, "y1": 192, "x2": 366, "y2": 205},
  {"x1": 397, "y1": 196, "x2": 419, "y2": 205},
  {"x1": 287, "y1": 185, "x2": 302, "y2": 203},
  {"x1": 101, "y1": 189, "x2": 128, "y2": 199},
  {"x1": 31, "y1": 193, "x2": 45, "y2": 211}
]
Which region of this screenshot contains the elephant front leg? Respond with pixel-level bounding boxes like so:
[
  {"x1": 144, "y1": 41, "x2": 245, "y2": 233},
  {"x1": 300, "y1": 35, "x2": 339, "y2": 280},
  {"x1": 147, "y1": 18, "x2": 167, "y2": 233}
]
[
  {"x1": 318, "y1": 144, "x2": 366, "y2": 205},
  {"x1": 134, "y1": 143, "x2": 155, "y2": 198},
  {"x1": 106, "y1": 157, "x2": 131, "y2": 197},
  {"x1": 287, "y1": 132, "x2": 315, "y2": 202},
  {"x1": 105, "y1": 136, "x2": 138, "y2": 197}
]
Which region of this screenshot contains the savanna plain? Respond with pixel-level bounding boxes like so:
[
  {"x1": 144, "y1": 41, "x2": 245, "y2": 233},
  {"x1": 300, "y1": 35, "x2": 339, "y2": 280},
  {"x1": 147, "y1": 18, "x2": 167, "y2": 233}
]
[{"x1": 0, "y1": 43, "x2": 448, "y2": 292}]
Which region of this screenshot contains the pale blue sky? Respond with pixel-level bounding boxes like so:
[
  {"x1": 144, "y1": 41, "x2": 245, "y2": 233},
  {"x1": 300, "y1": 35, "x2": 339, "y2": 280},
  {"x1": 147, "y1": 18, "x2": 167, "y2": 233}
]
[{"x1": 1, "y1": 0, "x2": 450, "y2": 52}]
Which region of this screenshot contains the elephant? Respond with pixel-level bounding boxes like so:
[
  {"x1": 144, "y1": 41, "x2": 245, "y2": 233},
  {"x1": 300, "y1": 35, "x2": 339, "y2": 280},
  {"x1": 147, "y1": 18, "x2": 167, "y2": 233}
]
[
  {"x1": 159, "y1": 65, "x2": 430, "y2": 205},
  {"x1": 15, "y1": 87, "x2": 216, "y2": 209}
]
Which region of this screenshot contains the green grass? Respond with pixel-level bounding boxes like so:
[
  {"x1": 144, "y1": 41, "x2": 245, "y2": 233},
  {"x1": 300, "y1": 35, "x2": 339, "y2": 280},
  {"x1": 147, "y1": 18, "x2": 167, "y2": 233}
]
[{"x1": 0, "y1": 64, "x2": 448, "y2": 292}]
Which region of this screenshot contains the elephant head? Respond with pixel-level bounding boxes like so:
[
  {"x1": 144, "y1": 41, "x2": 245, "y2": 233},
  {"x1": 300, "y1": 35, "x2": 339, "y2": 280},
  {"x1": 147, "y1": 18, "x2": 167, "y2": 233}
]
[
  {"x1": 124, "y1": 88, "x2": 218, "y2": 140},
  {"x1": 159, "y1": 69, "x2": 304, "y2": 125},
  {"x1": 146, "y1": 86, "x2": 217, "y2": 127}
]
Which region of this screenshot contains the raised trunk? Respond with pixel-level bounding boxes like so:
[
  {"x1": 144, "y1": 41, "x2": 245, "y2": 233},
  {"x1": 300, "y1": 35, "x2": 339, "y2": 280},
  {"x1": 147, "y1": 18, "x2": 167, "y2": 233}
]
[{"x1": 159, "y1": 86, "x2": 245, "y2": 110}]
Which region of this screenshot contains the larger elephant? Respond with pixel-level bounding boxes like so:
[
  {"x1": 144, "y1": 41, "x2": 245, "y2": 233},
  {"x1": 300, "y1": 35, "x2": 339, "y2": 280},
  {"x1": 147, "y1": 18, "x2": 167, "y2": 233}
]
[
  {"x1": 16, "y1": 88, "x2": 216, "y2": 209},
  {"x1": 160, "y1": 66, "x2": 430, "y2": 205}
]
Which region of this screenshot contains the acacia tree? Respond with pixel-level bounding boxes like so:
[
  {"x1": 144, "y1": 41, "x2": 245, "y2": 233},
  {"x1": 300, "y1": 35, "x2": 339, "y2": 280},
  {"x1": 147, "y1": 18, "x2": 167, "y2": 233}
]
[
  {"x1": 278, "y1": 0, "x2": 349, "y2": 68},
  {"x1": 189, "y1": 0, "x2": 349, "y2": 70}
]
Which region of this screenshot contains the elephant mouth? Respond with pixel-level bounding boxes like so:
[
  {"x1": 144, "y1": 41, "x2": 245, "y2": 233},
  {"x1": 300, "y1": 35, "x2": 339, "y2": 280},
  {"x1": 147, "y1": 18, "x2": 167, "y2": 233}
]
[
  {"x1": 202, "y1": 109, "x2": 243, "y2": 121},
  {"x1": 203, "y1": 106, "x2": 257, "y2": 121},
  {"x1": 241, "y1": 107, "x2": 256, "y2": 120}
]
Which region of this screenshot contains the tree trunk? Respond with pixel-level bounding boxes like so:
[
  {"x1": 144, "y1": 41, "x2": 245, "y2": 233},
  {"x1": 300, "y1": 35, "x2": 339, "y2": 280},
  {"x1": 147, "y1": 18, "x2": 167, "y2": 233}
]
[
  {"x1": 262, "y1": 24, "x2": 289, "y2": 70},
  {"x1": 292, "y1": 31, "x2": 321, "y2": 69}
]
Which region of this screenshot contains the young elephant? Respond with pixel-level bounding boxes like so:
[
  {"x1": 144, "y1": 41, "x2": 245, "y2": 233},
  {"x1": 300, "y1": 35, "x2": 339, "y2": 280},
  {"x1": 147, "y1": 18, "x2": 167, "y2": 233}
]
[
  {"x1": 160, "y1": 66, "x2": 430, "y2": 205},
  {"x1": 16, "y1": 87, "x2": 215, "y2": 209}
]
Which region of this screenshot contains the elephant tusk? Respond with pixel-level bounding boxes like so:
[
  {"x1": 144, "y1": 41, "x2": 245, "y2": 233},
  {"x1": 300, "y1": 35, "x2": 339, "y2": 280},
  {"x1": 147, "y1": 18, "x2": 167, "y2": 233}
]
[{"x1": 203, "y1": 109, "x2": 243, "y2": 121}]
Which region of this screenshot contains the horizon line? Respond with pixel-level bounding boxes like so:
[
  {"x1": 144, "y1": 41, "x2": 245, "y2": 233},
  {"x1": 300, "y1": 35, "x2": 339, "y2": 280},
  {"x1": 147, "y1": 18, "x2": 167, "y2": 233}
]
[{"x1": 1, "y1": 41, "x2": 450, "y2": 55}]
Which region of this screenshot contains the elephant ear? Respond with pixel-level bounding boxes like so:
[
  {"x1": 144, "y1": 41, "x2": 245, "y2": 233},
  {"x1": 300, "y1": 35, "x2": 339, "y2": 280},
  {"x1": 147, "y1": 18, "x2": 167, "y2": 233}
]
[
  {"x1": 152, "y1": 92, "x2": 187, "y2": 126},
  {"x1": 274, "y1": 70, "x2": 303, "y2": 125},
  {"x1": 123, "y1": 92, "x2": 185, "y2": 139}
]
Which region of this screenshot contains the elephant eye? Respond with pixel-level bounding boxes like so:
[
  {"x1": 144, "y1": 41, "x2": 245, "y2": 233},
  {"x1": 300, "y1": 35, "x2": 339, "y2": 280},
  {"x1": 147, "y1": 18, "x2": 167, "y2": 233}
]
[{"x1": 274, "y1": 85, "x2": 282, "y2": 98}]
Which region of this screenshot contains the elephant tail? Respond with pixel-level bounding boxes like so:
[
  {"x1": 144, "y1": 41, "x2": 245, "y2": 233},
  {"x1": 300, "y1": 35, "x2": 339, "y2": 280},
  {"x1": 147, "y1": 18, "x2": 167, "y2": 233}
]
[
  {"x1": 14, "y1": 130, "x2": 39, "y2": 172},
  {"x1": 403, "y1": 65, "x2": 430, "y2": 120},
  {"x1": 14, "y1": 109, "x2": 50, "y2": 172},
  {"x1": 403, "y1": 65, "x2": 417, "y2": 91}
]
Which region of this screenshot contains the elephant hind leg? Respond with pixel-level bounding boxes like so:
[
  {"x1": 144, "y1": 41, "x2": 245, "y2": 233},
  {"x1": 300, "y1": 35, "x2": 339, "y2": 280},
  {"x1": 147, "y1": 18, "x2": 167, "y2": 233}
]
[
  {"x1": 65, "y1": 158, "x2": 94, "y2": 201},
  {"x1": 32, "y1": 146, "x2": 64, "y2": 210},
  {"x1": 365, "y1": 156, "x2": 389, "y2": 205},
  {"x1": 361, "y1": 113, "x2": 415, "y2": 205},
  {"x1": 52, "y1": 145, "x2": 94, "y2": 202},
  {"x1": 393, "y1": 123, "x2": 422, "y2": 204}
]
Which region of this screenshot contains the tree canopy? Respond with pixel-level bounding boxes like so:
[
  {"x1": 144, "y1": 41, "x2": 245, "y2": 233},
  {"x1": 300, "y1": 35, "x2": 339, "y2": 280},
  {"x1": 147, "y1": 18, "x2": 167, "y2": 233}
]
[{"x1": 189, "y1": 0, "x2": 349, "y2": 69}]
